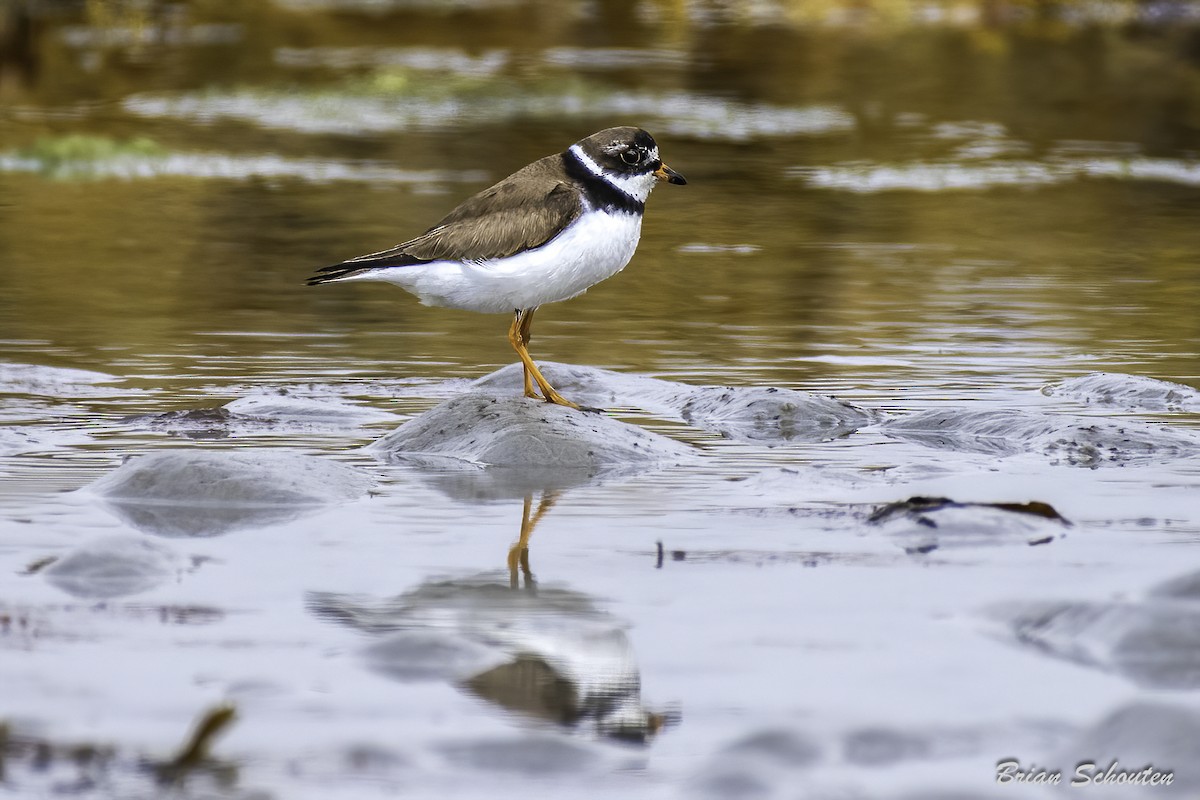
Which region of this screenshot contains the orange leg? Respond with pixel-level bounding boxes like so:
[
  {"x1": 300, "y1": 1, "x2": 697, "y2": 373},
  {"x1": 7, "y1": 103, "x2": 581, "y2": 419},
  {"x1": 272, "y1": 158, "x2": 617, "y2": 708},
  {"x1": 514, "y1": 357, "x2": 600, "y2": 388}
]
[{"x1": 507, "y1": 308, "x2": 579, "y2": 409}]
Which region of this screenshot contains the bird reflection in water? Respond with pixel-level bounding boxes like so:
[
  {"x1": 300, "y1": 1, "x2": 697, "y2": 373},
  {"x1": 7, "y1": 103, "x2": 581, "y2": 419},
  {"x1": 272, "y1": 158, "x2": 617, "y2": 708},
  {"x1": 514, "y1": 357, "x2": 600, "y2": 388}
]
[
  {"x1": 506, "y1": 490, "x2": 558, "y2": 590},
  {"x1": 308, "y1": 490, "x2": 675, "y2": 744}
]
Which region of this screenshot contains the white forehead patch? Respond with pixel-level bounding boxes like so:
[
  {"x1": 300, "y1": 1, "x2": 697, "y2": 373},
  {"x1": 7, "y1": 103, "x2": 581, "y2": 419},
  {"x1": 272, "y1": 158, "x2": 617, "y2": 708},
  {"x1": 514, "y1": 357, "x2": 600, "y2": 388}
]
[{"x1": 570, "y1": 144, "x2": 658, "y2": 204}]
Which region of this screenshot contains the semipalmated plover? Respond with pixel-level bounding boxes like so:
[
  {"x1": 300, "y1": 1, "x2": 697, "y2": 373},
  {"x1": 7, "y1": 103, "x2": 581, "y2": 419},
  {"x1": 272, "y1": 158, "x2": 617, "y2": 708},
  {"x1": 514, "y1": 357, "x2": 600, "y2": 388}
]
[{"x1": 308, "y1": 126, "x2": 686, "y2": 410}]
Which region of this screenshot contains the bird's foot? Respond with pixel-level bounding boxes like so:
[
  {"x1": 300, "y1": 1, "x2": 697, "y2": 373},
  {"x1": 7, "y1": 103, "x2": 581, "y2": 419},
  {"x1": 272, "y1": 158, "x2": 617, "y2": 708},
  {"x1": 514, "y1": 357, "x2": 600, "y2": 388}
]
[
  {"x1": 549, "y1": 397, "x2": 605, "y2": 414},
  {"x1": 535, "y1": 390, "x2": 604, "y2": 414}
]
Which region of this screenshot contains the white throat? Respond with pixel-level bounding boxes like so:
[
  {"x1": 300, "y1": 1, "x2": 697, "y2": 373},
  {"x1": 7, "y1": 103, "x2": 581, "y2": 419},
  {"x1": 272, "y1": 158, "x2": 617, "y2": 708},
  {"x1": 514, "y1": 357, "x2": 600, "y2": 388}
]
[{"x1": 569, "y1": 144, "x2": 658, "y2": 204}]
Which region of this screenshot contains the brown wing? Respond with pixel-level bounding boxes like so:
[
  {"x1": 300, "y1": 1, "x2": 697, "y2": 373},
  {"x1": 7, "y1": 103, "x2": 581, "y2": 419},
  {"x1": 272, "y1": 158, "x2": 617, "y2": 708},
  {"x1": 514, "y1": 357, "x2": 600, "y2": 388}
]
[{"x1": 308, "y1": 155, "x2": 581, "y2": 284}]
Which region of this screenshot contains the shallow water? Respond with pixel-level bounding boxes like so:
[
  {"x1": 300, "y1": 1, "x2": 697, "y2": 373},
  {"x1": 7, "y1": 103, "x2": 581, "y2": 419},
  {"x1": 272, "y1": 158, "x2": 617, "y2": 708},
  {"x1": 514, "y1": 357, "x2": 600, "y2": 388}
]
[{"x1": 3, "y1": 1, "x2": 1200, "y2": 798}]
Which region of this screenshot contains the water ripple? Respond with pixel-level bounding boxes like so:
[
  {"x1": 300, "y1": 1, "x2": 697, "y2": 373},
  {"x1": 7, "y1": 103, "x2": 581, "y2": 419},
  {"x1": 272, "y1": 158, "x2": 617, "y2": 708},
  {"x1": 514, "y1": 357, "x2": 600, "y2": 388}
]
[{"x1": 796, "y1": 156, "x2": 1200, "y2": 191}]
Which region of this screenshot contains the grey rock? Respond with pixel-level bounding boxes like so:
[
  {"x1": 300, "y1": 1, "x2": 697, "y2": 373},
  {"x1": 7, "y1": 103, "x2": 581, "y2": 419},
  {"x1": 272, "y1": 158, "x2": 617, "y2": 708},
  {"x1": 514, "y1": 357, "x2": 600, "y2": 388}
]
[
  {"x1": 884, "y1": 408, "x2": 1200, "y2": 466},
  {"x1": 470, "y1": 361, "x2": 643, "y2": 410},
  {"x1": 1044, "y1": 372, "x2": 1200, "y2": 413},
  {"x1": 224, "y1": 393, "x2": 398, "y2": 423},
  {"x1": 87, "y1": 450, "x2": 373, "y2": 536},
  {"x1": 369, "y1": 393, "x2": 695, "y2": 469},
  {"x1": 122, "y1": 394, "x2": 397, "y2": 439},
  {"x1": 469, "y1": 361, "x2": 873, "y2": 444},
  {"x1": 680, "y1": 386, "x2": 872, "y2": 443},
  {"x1": 0, "y1": 362, "x2": 118, "y2": 397}
]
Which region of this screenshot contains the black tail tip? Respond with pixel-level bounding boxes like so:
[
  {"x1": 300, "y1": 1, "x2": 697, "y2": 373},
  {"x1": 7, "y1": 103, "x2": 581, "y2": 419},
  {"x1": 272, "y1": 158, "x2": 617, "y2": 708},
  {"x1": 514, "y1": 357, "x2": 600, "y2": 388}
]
[{"x1": 306, "y1": 265, "x2": 360, "y2": 286}]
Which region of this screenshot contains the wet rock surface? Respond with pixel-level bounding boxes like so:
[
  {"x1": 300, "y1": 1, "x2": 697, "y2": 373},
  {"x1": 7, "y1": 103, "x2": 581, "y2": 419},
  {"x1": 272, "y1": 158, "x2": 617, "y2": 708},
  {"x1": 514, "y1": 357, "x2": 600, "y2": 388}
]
[
  {"x1": 1045, "y1": 372, "x2": 1200, "y2": 413},
  {"x1": 679, "y1": 386, "x2": 872, "y2": 443},
  {"x1": 119, "y1": 393, "x2": 399, "y2": 439},
  {"x1": 224, "y1": 392, "x2": 399, "y2": 423},
  {"x1": 0, "y1": 425, "x2": 92, "y2": 456},
  {"x1": 470, "y1": 362, "x2": 640, "y2": 411},
  {"x1": 882, "y1": 407, "x2": 1200, "y2": 465},
  {"x1": 119, "y1": 407, "x2": 240, "y2": 439},
  {"x1": 470, "y1": 361, "x2": 874, "y2": 443},
  {"x1": 0, "y1": 362, "x2": 120, "y2": 396},
  {"x1": 369, "y1": 393, "x2": 696, "y2": 468},
  {"x1": 86, "y1": 450, "x2": 374, "y2": 536},
  {"x1": 468, "y1": 364, "x2": 1200, "y2": 465}
]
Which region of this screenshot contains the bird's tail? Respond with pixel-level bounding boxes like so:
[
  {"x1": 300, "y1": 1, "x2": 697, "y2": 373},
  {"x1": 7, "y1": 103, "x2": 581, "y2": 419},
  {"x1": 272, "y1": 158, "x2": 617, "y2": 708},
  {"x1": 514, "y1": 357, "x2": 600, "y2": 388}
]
[{"x1": 306, "y1": 263, "x2": 378, "y2": 286}]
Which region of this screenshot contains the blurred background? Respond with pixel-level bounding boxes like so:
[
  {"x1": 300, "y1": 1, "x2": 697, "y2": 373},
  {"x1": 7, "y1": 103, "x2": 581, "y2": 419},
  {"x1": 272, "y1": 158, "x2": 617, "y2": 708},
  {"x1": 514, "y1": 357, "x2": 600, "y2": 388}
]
[{"x1": 2, "y1": 0, "x2": 1198, "y2": 393}]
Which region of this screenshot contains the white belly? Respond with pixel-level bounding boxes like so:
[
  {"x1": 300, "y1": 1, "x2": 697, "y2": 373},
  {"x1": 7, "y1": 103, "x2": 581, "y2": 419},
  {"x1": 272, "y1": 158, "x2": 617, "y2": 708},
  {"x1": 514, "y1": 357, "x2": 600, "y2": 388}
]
[{"x1": 350, "y1": 210, "x2": 643, "y2": 313}]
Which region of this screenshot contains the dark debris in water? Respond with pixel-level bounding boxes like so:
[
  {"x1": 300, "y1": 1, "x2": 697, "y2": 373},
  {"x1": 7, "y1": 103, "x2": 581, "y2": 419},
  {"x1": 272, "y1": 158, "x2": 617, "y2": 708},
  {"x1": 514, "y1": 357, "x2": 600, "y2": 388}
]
[
  {"x1": 869, "y1": 496, "x2": 1071, "y2": 526},
  {"x1": 868, "y1": 496, "x2": 1071, "y2": 550}
]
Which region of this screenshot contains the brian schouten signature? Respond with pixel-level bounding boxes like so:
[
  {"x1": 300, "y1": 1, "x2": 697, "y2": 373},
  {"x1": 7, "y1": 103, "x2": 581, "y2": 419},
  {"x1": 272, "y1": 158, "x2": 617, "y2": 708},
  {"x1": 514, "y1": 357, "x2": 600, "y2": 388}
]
[{"x1": 996, "y1": 759, "x2": 1173, "y2": 788}]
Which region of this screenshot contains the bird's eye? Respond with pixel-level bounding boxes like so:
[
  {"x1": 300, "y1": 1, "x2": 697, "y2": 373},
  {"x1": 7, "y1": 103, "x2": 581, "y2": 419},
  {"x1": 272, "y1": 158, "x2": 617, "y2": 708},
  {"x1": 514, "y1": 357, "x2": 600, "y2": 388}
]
[{"x1": 620, "y1": 148, "x2": 641, "y2": 165}]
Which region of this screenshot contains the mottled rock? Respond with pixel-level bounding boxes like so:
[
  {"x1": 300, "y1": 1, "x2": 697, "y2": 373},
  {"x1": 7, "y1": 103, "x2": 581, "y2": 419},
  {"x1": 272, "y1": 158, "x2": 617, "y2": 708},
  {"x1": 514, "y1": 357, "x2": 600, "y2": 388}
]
[
  {"x1": 118, "y1": 408, "x2": 237, "y2": 440},
  {"x1": 680, "y1": 386, "x2": 872, "y2": 443},
  {"x1": 369, "y1": 394, "x2": 695, "y2": 468},
  {"x1": 0, "y1": 426, "x2": 92, "y2": 457},
  {"x1": 224, "y1": 393, "x2": 398, "y2": 423},
  {"x1": 470, "y1": 362, "x2": 645, "y2": 410},
  {"x1": 884, "y1": 408, "x2": 1200, "y2": 466},
  {"x1": 0, "y1": 362, "x2": 118, "y2": 397},
  {"x1": 470, "y1": 361, "x2": 873, "y2": 444},
  {"x1": 121, "y1": 394, "x2": 397, "y2": 439},
  {"x1": 1045, "y1": 372, "x2": 1200, "y2": 413}
]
